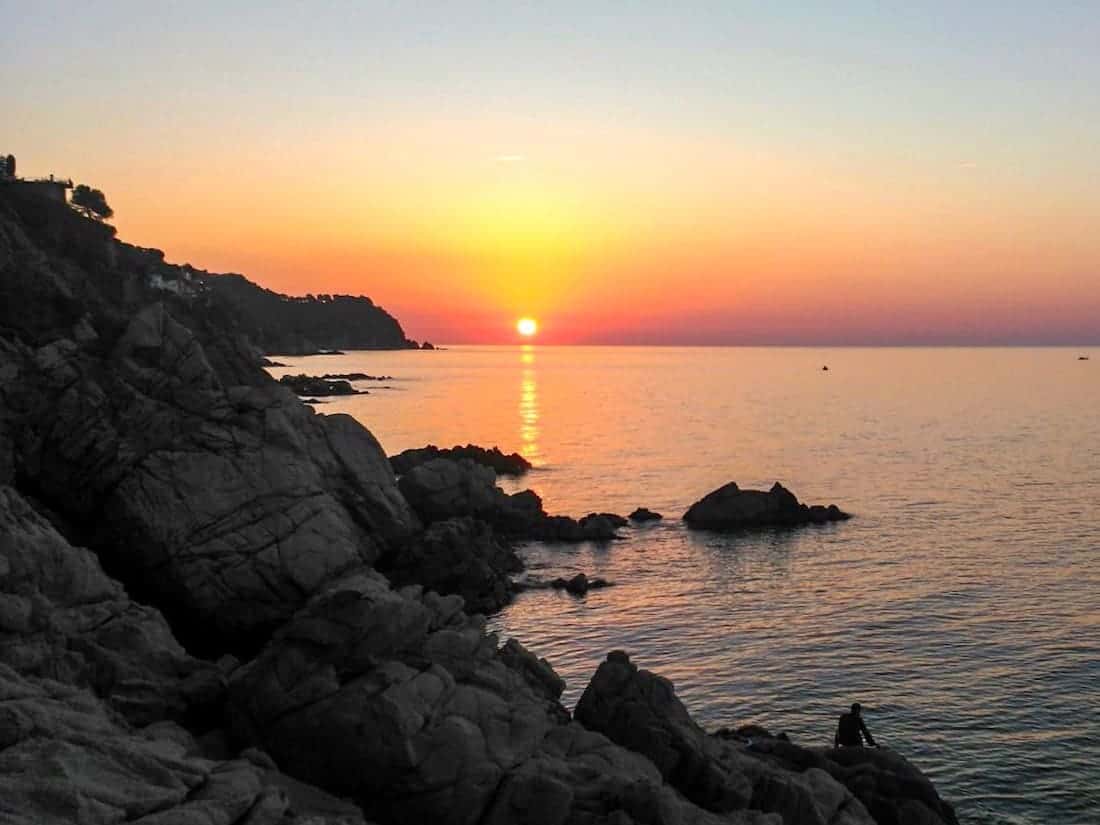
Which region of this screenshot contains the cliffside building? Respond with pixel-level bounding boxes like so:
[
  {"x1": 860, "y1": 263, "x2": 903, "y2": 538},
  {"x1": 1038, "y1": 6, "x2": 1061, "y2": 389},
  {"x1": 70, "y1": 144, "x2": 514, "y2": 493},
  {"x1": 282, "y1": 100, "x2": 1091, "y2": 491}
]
[{"x1": 0, "y1": 153, "x2": 73, "y2": 202}]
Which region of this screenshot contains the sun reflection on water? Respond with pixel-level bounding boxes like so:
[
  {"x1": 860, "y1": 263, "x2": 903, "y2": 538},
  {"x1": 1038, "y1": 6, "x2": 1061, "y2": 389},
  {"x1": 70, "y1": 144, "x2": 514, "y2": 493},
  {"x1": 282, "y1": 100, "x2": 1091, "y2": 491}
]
[{"x1": 519, "y1": 345, "x2": 541, "y2": 465}]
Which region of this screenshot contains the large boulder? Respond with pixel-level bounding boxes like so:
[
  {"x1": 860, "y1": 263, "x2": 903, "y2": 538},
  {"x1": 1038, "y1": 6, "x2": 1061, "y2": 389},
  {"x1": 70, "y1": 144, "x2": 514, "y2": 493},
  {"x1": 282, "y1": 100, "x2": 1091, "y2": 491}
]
[
  {"x1": 822, "y1": 746, "x2": 959, "y2": 825},
  {"x1": 397, "y1": 458, "x2": 504, "y2": 524},
  {"x1": 227, "y1": 574, "x2": 773, "y2": 825},
  {"x1": 683, "y1": 482, "x2": 850, "y2": 531},
  {"x1": 378, "y1": 517, "x2": 522, "y2": 614},
  {"x1": 0, "y1": 485, "x2": 221, "y2": 727},
  {"x1": 226, "y1": 570, "x2": 564, "y2": 824},
  {"x1": 576, "y1": 653, "x2": 880, "y2": 825},
  {"x1": 575, "y1": 651, "x2": 755, "y2": 813}
]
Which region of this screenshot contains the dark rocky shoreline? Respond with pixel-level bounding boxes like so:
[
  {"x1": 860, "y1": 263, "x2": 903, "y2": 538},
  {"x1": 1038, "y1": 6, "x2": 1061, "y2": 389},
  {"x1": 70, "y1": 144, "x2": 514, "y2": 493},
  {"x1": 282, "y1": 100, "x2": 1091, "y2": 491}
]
[{"x1": 0, "y1": 187, "x2": 955, "y2": 824}]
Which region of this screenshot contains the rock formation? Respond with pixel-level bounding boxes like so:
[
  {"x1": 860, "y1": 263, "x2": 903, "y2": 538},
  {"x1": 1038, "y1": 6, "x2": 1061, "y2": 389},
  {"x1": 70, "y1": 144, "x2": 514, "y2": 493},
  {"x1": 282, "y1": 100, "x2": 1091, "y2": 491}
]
[
  {"x1": 198, "y1": 272, "x2": 420, "y2": 353},
  {"x1": 0, "y1": 484, "x2": 370, "y2": 824},
  {"x1": 279, "y1": 373, "x2": 363, "y2": 396},
  {"x1": 225, "y1": 573, "x2": 770, "y2": 825},
  {"x1": 577, "y1": 652, "x2": 957, "y2": 825},
  {"x1": 684, "y1": 482, "x2": 850, "y2": 531},
  {"x1": 629, "y1": 507, "x2": 663, "y2": 522},
  {"x1": 397, "y1": 457, "x2": 622, "y2": 542},
  {"x1": 390, "y1": 443, "x2": 532, "y2": 477},
  {"x1": 322, "y1": 373, "x2": 394, "y2": 381}
]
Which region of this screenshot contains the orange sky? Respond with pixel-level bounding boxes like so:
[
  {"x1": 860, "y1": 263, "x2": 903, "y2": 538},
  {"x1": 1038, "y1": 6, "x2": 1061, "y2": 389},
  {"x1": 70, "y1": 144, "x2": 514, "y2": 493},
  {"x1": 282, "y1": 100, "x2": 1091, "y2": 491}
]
[{"x1": 7, "y1": 4, "x2": 1100, "y2": 344}]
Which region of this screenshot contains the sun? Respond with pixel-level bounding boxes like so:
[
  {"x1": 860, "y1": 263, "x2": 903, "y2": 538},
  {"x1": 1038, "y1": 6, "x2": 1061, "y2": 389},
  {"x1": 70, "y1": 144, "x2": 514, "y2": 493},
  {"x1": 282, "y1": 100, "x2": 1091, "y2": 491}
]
[{"x1": 517, "y1": 317, "x2": 538, "y2": 337}]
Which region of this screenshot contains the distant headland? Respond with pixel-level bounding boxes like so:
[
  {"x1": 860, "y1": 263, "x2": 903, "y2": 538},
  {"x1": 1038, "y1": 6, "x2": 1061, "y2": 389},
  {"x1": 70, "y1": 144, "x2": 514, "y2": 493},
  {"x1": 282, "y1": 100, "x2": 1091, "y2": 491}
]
[{"x1": 0, "y1": 151, "x2": 430, "y2": 355}]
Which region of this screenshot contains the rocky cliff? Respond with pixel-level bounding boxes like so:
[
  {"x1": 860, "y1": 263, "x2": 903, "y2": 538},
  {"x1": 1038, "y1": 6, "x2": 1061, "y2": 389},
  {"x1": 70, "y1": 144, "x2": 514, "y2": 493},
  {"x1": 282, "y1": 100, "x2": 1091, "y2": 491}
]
[
  {"x1": 198, "y1": 273, "x2": 421, "y2": 354},
  {"x1": 0, "y1": 186, "x2": 957, "y2": 825}
]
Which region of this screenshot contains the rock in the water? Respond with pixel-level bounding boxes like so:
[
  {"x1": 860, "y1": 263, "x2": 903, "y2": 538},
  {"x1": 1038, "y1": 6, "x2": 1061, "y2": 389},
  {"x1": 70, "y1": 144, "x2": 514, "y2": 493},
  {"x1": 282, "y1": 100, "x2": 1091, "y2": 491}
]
[
  {"x1": 398, "y1": 458, "x2": 623, "y2": 543},
  {"x1": 525, "y1": 513, "x2": 622, "y2": 542},
  {"x1": 683, "y1": 482, "x2": 850, "y2": 531},
  {"x1": 585, "y1": 511, "x2": 629, "y2": 528},
  {"x1": 629, "y1": 507, "x2": 663, "y2": 522},
  {"x1": 279, "y1": 373, "x2": 363, "y2": 396},
  {"x1": 322, "y1": 372, "x2": 393, "y2": 381},
  {"x1": 379, "y1": 517, "x2": 522, "y2": 614},
  {"x1": 551, "y1": 573, "x2": 612, "y2": 596},
  {"x1": 390, "y1": 443, "x2": 532, "y2": 477},
  {"x1": 515, "y1": 574, "x2": 614, "y2": 596}
]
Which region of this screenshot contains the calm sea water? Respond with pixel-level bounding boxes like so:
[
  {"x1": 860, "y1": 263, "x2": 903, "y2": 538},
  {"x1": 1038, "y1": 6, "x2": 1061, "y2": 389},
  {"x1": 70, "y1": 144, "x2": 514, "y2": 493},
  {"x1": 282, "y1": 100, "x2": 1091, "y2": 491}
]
[{"x1": 270, "y1": 346, "x2": 1099, "y2": 825}]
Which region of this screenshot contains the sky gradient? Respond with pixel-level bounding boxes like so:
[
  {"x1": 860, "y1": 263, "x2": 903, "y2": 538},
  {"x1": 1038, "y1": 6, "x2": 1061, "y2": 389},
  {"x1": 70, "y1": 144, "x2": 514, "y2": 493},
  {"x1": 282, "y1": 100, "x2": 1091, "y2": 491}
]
[{"x1": 4, "y1": 2, "x2": 1099, "y2": 344}]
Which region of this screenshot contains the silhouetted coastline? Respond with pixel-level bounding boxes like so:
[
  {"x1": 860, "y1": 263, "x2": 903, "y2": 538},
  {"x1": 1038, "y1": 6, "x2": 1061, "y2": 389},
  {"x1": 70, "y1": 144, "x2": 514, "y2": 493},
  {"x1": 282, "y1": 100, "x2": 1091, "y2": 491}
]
[{"x1": 0, "y1": 186, "x2": 956, "y2": 825}]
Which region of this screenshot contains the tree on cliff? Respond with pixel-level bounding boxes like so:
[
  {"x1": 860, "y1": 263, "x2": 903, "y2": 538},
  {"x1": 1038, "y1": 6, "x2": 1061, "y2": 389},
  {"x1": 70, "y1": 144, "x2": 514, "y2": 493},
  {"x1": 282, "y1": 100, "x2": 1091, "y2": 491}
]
[{"x1": 72, "y1": 184, "x2": 114, "y2": 221}]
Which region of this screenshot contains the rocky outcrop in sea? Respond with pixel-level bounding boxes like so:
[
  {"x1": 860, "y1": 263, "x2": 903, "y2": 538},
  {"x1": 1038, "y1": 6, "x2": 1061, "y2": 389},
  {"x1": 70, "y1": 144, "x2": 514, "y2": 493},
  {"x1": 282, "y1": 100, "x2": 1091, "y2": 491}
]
[
  {"x1": 396, "y1": 457, "x2": 624, "y2": 542},
  {"x1": 391, "y1": 443, "x2": 533, "y2": 477},
  {"x1": 684, "y1": 482, "x2": 851, "y2": 530},
  {"x1": 0, "y1": 185, "x2": 953, "y2": 825},
  {"x1": 279, "y1": 372, "x2": 364, "y2": 396}
]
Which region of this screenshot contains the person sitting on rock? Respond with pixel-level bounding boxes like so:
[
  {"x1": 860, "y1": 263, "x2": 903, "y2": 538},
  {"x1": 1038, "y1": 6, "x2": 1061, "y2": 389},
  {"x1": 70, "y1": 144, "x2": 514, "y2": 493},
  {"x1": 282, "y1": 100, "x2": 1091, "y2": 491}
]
[{"x1": 835, "y1": 702, "x2": 878, "y2": 748}]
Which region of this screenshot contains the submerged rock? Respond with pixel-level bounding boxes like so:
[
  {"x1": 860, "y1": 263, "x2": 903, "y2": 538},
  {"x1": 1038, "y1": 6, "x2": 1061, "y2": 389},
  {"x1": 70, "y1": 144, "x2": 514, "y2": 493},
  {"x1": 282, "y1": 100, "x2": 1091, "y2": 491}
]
[
  {"x1": 553, "y1": 572, "x2": 612, "y2": 595},
  {"x1": 629, "y1": 507, "x2": 663, "y2": 522},
  {"x1": 279, "y1": 373, "x2": 363, "y2": 396},
  {"x1": 516, "y1": 573, "x2": 615, "y2": 596},
  {"x1": 683, "y1": 482, "x2": 850, "y2": 531},
  {"x1": 391, "y1": 443, "x2": 532, "y2": 477},
  {"x1": 322, "y1": 372, "x2": 393, "y2": 381}
]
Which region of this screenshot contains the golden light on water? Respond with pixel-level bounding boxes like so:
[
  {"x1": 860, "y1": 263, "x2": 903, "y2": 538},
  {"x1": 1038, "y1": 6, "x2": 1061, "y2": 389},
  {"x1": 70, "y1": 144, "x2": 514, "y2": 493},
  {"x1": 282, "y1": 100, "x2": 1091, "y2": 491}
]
[{"x1": 517, "y1": 317, "x2": 538, "y2": 337}]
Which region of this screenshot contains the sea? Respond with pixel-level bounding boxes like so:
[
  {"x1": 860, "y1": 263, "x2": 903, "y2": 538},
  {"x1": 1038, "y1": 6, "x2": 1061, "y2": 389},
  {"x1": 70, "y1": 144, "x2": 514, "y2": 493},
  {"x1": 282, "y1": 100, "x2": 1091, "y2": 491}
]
[{"x1": 268, "y1": 346, "x2": 1099, "y2": 825}]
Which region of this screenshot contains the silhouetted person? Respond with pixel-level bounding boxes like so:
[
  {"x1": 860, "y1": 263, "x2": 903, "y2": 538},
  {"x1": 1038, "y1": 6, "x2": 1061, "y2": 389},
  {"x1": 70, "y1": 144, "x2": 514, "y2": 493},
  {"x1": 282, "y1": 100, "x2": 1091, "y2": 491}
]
[{"x1": 835, "y1": 702, "x2": 877, "y2": 748}]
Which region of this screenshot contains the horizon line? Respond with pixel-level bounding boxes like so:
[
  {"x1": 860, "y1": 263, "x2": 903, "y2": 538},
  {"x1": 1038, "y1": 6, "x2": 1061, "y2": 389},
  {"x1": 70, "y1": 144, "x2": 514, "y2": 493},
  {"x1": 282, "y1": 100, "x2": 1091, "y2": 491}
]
[{"x1": 405, "y1": 342, "x2": 1099, "y2": 349}]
